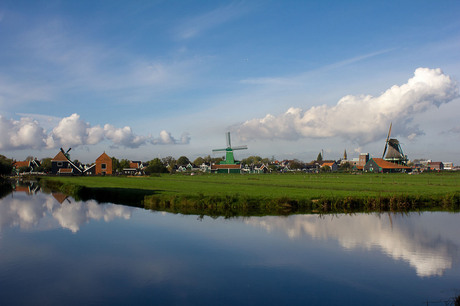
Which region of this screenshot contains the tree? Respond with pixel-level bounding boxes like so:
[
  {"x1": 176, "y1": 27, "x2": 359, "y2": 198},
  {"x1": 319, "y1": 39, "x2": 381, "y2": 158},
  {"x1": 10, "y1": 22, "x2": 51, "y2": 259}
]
[
  {"x1": 177, "y1": 156, "x2": 190, "y2": 166},
  {"x1": 289, "y1": 159, "x2": 304, "y2": 170},
  {"x1": 321, "y1": 165, "x2": 331, "y2": 172},
  {"x1": 193, "y1": 157, "x2": 205, "y2": 166},
  {"x1": 119, "y1": 159, "x2": 130, "y2": 171},
  {"x1": 162, "y1": 156, "x2": 176, "y2": 167},
  {"x1": 339, "y1": 161, "x2": 352, "y2": 172},
  {"x1": 0, "y1": 155, "x2": 13, "y2": 176},
  {"x1": 40, "y1": 158, "x2": 52, "y2": 173},
  {"x1": 316, "y1": 152, "x2": 323, "y2": 162},
  {"x1": 242, "y1": 156, "x2": 262, "y2": 166},
  {"x1": 18, "y1": 166, "x2": 31, "y2": 173},
  {"x1": 111, "y1": 157, "x2": 121, "y2": 173},
  {"x1": 145, "y1": 158, "x2": 168, "y2": 174}
]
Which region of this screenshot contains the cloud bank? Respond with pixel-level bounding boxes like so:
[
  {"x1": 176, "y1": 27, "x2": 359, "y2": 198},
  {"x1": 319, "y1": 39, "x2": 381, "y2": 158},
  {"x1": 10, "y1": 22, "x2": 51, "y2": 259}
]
[
  {"x1": 237, "y1": 68, "x2": 459, "y2": 144},
  {"x1": 0, "y1": 113, "x2": 189, "y2": 150}
]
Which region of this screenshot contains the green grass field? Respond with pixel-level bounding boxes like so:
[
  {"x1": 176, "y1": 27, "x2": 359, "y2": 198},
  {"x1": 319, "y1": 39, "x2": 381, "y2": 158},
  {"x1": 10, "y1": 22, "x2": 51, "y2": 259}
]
[
  {"x1": 39, "y1": 172, "x2": 460, "y2": 215},
  {"x1": 41, "y1": 171, "x2": 459, "y2": 199}
]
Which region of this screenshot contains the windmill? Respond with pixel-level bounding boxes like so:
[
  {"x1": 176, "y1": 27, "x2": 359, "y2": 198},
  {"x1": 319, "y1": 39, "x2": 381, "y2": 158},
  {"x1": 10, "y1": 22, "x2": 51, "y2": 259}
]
[
  {"x1": 382, "y1": 123, "x2": 408, "y2": 165},
  {"x1": 60, "y1": 147, "x2": 71, "y2": 160},
  {"x1": 212, "y1": 132, "x2": 247, "y2": 165}
]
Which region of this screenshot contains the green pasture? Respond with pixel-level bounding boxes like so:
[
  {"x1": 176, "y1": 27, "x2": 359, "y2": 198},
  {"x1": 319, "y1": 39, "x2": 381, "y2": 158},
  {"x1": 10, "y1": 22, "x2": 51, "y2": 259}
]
[{"x1": 42, "y1": 171, "x2": 459, "y2": 199}]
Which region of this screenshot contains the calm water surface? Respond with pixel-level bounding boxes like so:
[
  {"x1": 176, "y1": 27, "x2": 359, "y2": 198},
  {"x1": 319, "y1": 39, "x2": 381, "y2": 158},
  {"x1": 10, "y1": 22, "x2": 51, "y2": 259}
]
[{"x1": 0, "y1": 190, "x2": 459, "y2": 305}]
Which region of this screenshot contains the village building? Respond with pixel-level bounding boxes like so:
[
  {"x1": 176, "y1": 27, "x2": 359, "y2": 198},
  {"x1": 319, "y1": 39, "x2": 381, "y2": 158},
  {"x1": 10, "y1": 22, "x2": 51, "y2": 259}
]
[
  {"x1": 363, "y1": 158, "x2": 411, "y2": 173},
  {"x1": 12, "y1": 159, "x2": 41, "y2": 174},
  {"x1": 428, "y1": 162, "x2": 444, "y2": 171},
  {"x1": 123, "y1": 161, "x2": 144, "y2": 175},
  {"x1": 51, "y1": 151, "x2": 82, "y2": 175},
  {"x1": 95, "y1": 152, "x2": 112, "y2": 175},
  {"x1": 320, "y1": 161, "x2": 338, "y2": 172}
]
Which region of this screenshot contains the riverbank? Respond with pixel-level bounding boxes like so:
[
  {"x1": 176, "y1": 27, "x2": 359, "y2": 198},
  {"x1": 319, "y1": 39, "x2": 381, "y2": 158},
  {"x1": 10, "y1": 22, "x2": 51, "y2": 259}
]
[{"x1": 38, "y1": 172, "x2": 460, "y2": 215}]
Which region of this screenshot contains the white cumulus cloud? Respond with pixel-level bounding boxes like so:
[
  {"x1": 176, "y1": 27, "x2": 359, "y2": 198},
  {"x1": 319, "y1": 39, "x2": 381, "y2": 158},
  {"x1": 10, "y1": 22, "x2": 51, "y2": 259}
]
[
  {"x1": 0, "y1": 116, "x2": 47, "y2": 150},
  {"x1": 0, "y1": 113, "x2": 189, "y2": 150},
  {"x1": 152, "y1": 130, "x2": 191, "y2": 145},
  {"x1": 237, "y1": 68, "x2": 459, "y2": 144}
]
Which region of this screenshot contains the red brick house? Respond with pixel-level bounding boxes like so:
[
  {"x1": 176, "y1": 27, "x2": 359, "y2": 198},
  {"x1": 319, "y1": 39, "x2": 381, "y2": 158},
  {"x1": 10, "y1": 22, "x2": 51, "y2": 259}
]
[{"x1": 95, "y1": 152, "x2": 112, "y2": 175}]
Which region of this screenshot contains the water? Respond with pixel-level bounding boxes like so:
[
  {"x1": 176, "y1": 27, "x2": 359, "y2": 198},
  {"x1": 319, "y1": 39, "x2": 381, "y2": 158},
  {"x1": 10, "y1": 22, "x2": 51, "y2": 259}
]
[{"x1": 0, "y1": 190, "x2": 459, "y2": 305}]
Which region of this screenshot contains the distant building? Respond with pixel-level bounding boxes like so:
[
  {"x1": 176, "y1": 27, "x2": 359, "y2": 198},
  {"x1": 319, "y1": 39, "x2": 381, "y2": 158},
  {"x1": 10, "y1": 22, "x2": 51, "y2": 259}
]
[
  {"x1": 319, "y1": 161, "x2": 338, "y2": 172},
  {"x1": 211, "y1": 164, "x2": 242, "y2": 173},
  {"x1": 12, "y1": 159, "x2": 41, "y2": 173},
  {"x1": 358, "y1": 153, "x2": 369, "y2": 167},
  {"x1": 51, "y1": 151, "x2": 82, "y2": 175},
  {"x1": 95, "y1": 152, "x2": 112, "y2": 175},
  {"x1": 428, "y1": 162, "x2": 444, "y2": 171},
  {"x1": 443, "y1": 162, "x2": 453, "y2": 170},
  {"x1": 363, "y1": 158, "x2": 411, "y2": 173}
]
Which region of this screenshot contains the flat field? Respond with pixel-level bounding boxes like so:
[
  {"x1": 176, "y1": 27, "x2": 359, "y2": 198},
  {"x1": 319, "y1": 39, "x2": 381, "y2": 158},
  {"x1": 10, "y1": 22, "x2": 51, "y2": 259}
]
[{"x1": 42, "y1": 172, "x2": 459, "y2": 200}]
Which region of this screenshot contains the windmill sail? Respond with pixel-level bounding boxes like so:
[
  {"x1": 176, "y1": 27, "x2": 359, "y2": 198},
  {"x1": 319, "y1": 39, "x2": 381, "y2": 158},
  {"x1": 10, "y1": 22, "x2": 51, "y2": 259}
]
[
  {"x1": 212, "y1": 132, "x2": 247, "y2": 165},
  {"x1": 382, "y1": 123, "x2": 392, "y2": 158}
]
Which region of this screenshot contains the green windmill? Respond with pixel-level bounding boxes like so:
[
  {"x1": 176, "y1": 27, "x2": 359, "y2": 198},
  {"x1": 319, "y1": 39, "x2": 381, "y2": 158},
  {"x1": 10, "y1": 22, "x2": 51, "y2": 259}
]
[{"x1": 212, "y1": 132, "x2": 247, "y2": 165}]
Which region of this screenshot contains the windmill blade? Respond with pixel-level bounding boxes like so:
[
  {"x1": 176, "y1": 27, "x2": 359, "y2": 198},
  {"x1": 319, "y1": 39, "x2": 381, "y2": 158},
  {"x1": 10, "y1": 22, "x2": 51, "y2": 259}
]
[
  {"x1": 232, "y1": 145, "x2": 248, "y2": 150},
  {"x1": 212, "y1": 148, "x2": 227, "y2": 152},
  {"x1": 66, "y1": 148, "x2": 72, "y2": 153},
  {"x1": 226, "y1": 132, "x2": 231, "y2": 148},
  {"x1": 382, "y1": 143, "x2": 388, "y2": 159},
  {"x1": 382, "y1": 122, "x2": 392, "y2": 158},
  {"x1": 385, "y1": 122, "x2": 392, "y2": 144}
]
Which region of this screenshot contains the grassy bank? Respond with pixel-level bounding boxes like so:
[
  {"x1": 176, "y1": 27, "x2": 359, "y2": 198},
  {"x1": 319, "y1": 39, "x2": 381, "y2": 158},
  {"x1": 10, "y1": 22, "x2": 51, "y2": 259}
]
[{"x1": 40, "y1": 172, "x2": 460, "y2": 215}]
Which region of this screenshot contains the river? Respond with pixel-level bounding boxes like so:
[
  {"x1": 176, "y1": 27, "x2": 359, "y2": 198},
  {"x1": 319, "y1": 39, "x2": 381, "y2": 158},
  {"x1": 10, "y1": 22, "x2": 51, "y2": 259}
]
[{"x1": 0, "y1": 188, "x2": 459, "y2": 305}]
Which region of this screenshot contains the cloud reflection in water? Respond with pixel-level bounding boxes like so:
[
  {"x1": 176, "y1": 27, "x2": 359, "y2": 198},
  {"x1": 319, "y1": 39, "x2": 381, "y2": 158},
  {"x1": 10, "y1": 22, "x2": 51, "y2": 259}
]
[
  {"x1": 245, "y1": 213, "x2": 460, "y2": 278},
  {"x1": 0, "y1": 191, "x2": 133, "y2": 233}
]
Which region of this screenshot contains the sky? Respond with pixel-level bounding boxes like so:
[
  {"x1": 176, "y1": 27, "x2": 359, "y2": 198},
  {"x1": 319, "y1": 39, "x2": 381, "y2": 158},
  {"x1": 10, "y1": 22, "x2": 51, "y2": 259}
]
[{"x1": 1, "y1": 0, "x2": 459, "y2": 164}]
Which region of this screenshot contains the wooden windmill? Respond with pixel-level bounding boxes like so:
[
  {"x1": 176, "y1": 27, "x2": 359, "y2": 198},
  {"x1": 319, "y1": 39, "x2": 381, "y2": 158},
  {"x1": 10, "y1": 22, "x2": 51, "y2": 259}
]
[
  {"x1": 212, "y1": 132, "x2": 247, "y2": 165},
  {"x1": 382, "y1": 123, "x2": 408, "y2": 165}
]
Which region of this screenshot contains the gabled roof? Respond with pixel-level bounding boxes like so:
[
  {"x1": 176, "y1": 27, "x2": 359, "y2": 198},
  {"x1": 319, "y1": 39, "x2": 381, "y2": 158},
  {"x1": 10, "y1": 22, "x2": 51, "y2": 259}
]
[
  {"x1": 13, "y1": 161, "x2": 30, "y2": 168},
  {"x1": 369, "y1": 158, "x2": 411, "y2": 169},
  {"x1": 129, "y1": 162, "x2": 140, "y2": 168},
  {"x1": 52, "y1": 151, "x2": 69, "y2": 162},
  {"x1": 96, "y1": 152, "x2": 111, "y2": 162},
  {"x1": 321, "y1": 162, "x2": 336, "y2": 167}
]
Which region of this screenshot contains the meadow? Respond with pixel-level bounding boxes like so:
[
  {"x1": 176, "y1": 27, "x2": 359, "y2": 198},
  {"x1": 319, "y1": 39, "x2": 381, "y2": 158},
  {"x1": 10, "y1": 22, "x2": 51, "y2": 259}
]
[{"x1": 40, "y1": 172, "x2": 460, "y2": 215}]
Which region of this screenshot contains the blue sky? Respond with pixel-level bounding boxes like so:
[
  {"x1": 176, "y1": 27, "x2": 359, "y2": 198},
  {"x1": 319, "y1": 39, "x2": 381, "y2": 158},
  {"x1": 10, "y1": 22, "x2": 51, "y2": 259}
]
[{"x1": 1, "y1": 0, "x2": 459, "y2": 163}]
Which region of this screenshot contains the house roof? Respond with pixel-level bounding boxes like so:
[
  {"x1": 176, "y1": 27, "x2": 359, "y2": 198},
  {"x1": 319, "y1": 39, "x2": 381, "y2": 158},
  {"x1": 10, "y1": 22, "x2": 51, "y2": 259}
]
[
  {"x1": 369, "y1": 158, "x2": 411, "y2": 169},
  {"x1": 52, "y1": 151, "x2": 69, "y2": 162},
  {"x1": 211, "y1": 164, "x2": 241, "y2": 169},
  {"x1": 13, "y1": 161, "x2": 29, "y2": 168},
  {"x1": 321, "y1": 162, "x2": 336, "y2": 167},
  {"x1": 129, "y1": 162, "x2": 139, "y2": 168},
  {"x1": 96, "y1": 152, "x2": 111, "y2": 162},
  {"x1": 59, "y1": 168, "x2": 73, "y2": 173},
  {"x1": 52, "y1": 192, "x2": 68, "y2": 204}
]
